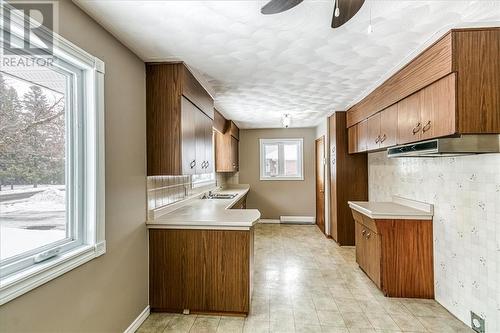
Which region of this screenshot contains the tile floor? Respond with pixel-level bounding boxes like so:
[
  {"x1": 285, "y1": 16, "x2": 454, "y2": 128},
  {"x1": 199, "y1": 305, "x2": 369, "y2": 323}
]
[{"x1": 138, "y1": 224, "x2": 473, "y2": 333}]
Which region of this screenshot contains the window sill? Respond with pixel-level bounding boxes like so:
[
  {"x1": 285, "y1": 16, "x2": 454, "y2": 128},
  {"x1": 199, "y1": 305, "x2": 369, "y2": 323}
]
[
  {"x1": 0, "y1": 241, "x2": 106, "y2": 305},
  {"x1": 260, "y1": 177, "x2": 304, "y2": 181}
]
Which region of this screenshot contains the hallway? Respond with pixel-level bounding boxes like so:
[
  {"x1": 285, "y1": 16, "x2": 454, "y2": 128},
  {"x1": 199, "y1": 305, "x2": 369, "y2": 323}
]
[{"x1": 138, "y1": 224, "x2": 472, "y2": 333}]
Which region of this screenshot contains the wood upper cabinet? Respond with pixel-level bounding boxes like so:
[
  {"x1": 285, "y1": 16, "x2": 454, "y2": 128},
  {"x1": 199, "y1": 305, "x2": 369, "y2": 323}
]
[
  {"x1": 420, "y1": 74, "x2": 456, "y2": 140},
  {"x1": 213, "y1": 109, "x2": 228, "y2": 134},
  {"x1": 229, "y1": 121, "x2": 239, "y2": 140},
  {"x1": 397, "y1": 92, "x2": 422, "y2": 144},
  {"x1": 147, "y1": 63, "x2": 214, "y2": 176},
  {"x1": 347, "y1": 28, "x2": 500, "y2": 151},
  {"x1": 367, "y1": 113, "x2": 381, "y2": 151},
  {"x1": 379, "y1": 104, "x2": 398, "y2": 148},
  {"x1": 357, "y1": 119, "x2": 368, "y2": 153},
  {"x1": 215, "y1": 130, "x2": 239, "y2": 172}
]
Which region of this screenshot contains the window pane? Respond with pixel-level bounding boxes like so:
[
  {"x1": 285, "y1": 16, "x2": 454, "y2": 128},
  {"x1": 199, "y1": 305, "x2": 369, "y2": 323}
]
[
  {"x1": 0, "y1": 68, "x2": 68, "y2": 261},
  {"x1": 264, "y1": 144, "x2": 279, "y2": 177},
  {"x1": 283, "y1": 143, "x2": 298, "y2": 176}
]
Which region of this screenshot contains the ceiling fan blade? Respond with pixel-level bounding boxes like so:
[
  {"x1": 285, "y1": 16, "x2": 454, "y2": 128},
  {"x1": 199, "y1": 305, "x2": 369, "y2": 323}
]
[
  {"x1": 261, "y1": 0, "x2": 303, "y2": 15},
  {"x1": 331, "y1": 0, "x2": 365, "y2": 28}
]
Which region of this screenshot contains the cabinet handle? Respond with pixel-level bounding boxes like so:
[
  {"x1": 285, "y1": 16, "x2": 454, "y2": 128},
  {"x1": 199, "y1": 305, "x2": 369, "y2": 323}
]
[
  {"x1": 362, "y1": 229, "x2": 366, "y2": 236},
  {"x1": 375, "y1": 135, "x2": 380, "y2": 143},
  {"x1": 412, "y1": 122, "x2": 422, "y2": 135},
  {"x1": 422, "y1": 120, "x2": 431, "y2": 133},
  {"x1": 206, "y1": 161, "x2": 209, "y2": 168},
  {"x1": 380, "y1": 134, "x2": 387, "y2": 143},
  {"x1": 366, "y1": 232, "x2": 371, "y2": 239},
  {"x1": 201, "y1": 161, "x2": 206, "y2": 169},
  {"x1": 190, "y1": 160, "x2": 196, "y2": 169}
]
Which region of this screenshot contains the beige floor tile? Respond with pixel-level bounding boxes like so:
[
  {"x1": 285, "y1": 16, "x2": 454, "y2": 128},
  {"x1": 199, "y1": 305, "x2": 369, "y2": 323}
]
[
  {"x1": 293, "y1": 306, "x2": 321, "y2": 325},
  {"x1": 295, "y1": 323, "x2": 323, "y2": 333},
  {"x1": 334, "y1": 298, "x2": 363, "y2": 314},
  {"x1": 269, "y1": 320, "x2": 295, "y2": 333},
  {"x1": 317, "y1": 310, "x2": 346, "y2": 327},
  {"x1": 313, "y1": 295, "x2": 340, "y2": 311},
  {"x1": 269, "y1": 303, "x2": 294, "y2": 322},
  {"x1": 341, "y1": 312, "x2": 373, "y2": 329},
  {"x1": 346, "y1": 328, "x2": 377, "y2": 333},
  {"x1": 217, "y1": 317, "x2": 245, "y2": 333},
  {"x1": 389, "y1": 314, "x2": 426, "y2": 332},
  {"x1": 243, "y1": 318, "x2": 270, "y2": 333},
  {"x1": 190, "y1": 316, "x2": 220, "y2": 333},
  {"x1": 320, "y1": 326, "x2": 349, "y2": 333},
  {"x1": 137, "y1": 313, "x2": 174, "y2": 332},
  {"x1": 364, "y1": 313, "x2": 400, "y2": 331},
  {"x1": 164, "y1": 314, "x2": 197, "y2": 333}
]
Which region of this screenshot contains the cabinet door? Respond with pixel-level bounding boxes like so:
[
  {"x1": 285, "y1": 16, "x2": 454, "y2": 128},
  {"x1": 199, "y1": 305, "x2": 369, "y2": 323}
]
[
  {"x1": 181, "y1": 97, "x2": 197, "y2": 175},
  {"x1": 397, "y1": 92, "x2": 422, "y2": 144},
  {"x1": 357, "y1": 119, "x2": 368, "y2": 152},
  {"x1": 367, "y1": 113, "x2": 381, "y2": 151},
  {"x1": 355, "y1": 221, "x2": 366, "y2": 269},
  {"x1": 363, "y1": 228, "x2": 381, "y2": 288},
  {"x1": 421, "y1": 74, "x2": 456, "y2": 140},
  {"x1": 204, "y1": 116, "x2": 214, "y2": 173},
  {"x1": 379, "y1": 104, "x2": 398, "y2": 148},
  {"x1": 215, "y1": 131, "x2": 230, "y2": 172},
  {"x1": 348, "y1": 125, "x2": 358, "y2": 154},
  {"x1": 231, "y1": 136, "x2": 239, "y2": 171},
  {"x1": 195, "y1": 110, "x2": 207, "y2": 174}
]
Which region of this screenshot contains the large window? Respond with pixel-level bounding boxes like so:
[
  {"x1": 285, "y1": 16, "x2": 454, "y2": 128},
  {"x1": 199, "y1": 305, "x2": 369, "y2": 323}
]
[
  {"x1": 0, "y1": 5, "x2": 105, "y2": 305},
  {"x1": 259, "y1": 138, "x2": 304, "y2": 180}
]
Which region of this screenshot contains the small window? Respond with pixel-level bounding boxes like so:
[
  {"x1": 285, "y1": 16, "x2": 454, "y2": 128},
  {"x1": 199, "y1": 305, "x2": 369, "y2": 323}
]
[
  {"x1": 0, "y1": 5, "x2": 105, "y2": 305},
  {"x1": 259, "y1": 138, "x2": 303, "y2": 181}
]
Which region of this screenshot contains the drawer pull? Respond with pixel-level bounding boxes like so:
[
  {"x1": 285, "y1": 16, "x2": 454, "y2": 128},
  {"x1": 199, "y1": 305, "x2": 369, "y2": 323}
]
[
  {"x1": 362, "y1": 229, "x2": 366, "y2": 236},
  {"x1": 380, "y1": 134, "x2": 387, "y2": 143},
  {"x1": 412, "y1": 122, "x2": 422, "y2": 135},
  {"x1": 366, "y1": 232, "x2": 371, "y2": 239},
  {"x1": 422, "y1": 120, "x2": 431, "y2": 133},
  {"x1": 375, "y1": 135, "x2": 380, "y2": 143},
  {"x1": 190, "y1": 160, "x2": 196, "y2": 168}
]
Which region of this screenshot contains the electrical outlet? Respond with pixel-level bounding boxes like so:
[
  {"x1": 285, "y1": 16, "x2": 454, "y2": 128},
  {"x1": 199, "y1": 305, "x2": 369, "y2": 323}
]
[{"x1": 471, "y1": 311, "x2": 485, "y2": 333}]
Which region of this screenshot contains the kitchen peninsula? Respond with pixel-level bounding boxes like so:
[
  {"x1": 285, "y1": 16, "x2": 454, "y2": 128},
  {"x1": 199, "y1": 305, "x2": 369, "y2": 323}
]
[{"x1": 147, "y1": 185, "x2": 260, "y2": 315}]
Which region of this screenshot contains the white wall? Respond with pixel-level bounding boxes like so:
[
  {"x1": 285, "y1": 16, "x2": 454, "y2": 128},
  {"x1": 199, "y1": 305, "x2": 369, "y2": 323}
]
[{"x1": 368, "y1": 151, "x2": 500, "y2": 332}]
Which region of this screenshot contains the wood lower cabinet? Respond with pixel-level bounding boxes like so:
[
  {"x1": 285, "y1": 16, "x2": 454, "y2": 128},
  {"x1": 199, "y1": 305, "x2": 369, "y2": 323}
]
[
  {"x1": 149, "y1": 228, "x2": 253, "y2": 314},
  {"x1": 352, "y1": 210, "x2": 434, "y2": 298},
  {"x1": 231, "y1": 194, "x2": 247, "y2": 209},
  {"x1": 147, "y1": 63, "x2": 214, "y2": 175},
  {"x1": 329, "y1": 113, "x2": 368, "y2": 245}
]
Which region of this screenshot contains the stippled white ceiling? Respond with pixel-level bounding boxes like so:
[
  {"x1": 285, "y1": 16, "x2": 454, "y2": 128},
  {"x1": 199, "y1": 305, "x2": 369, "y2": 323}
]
[{"x1": 74, "y1": 0, "x2": 500, "y2": 128}]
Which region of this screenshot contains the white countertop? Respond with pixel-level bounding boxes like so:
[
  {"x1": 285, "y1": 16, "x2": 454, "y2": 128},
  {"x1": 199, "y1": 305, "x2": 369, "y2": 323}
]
[
  {"x1": 146, "y1": 185, "x2": 261, "y2": 230},
  {"x1": 348, "y1": 196, "x2": 434, "y2": 220}
]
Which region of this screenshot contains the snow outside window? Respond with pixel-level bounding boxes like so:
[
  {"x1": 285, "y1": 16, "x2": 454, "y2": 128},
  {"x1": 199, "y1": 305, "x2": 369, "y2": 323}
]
[{"x1": 0, "y1": 5, "x2": 105, "y2": 305}]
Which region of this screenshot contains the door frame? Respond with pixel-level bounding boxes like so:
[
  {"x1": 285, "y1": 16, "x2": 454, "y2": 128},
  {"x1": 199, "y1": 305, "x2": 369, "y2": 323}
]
[{"x1": 315, "y1": 136, "x2": 326, "y2": 234}]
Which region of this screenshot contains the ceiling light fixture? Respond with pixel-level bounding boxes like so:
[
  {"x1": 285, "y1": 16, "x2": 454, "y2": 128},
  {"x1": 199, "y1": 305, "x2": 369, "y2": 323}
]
[
  {"x1": 282, "y1": 114, "x2": 291, "y2": 128},
  {"x1": 334, "y1": 0, "x2": 340, "y2": 17}
]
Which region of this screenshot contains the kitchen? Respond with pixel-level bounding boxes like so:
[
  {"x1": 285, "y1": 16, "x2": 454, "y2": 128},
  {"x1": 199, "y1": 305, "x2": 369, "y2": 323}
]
[{"x1": 0, "y1": 1, "x2": 499, "y2": 333}]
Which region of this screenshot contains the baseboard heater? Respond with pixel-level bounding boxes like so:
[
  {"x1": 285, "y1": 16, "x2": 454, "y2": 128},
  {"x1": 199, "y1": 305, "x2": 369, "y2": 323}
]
[{"x1": 279, "y1": 216, "x2": 315, "y2": 224}]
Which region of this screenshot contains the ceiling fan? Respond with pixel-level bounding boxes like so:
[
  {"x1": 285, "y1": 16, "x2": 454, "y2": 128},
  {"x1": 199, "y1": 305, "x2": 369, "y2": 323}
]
[{"x1": 261, "y1": 0, "x2": 365, "y2": 28}]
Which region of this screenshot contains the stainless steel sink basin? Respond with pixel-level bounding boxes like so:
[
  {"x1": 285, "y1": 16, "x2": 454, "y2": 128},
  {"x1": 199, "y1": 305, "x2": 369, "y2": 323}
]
[{"x1": 209, "y1": 193, "x2": 237, "y2": 199}]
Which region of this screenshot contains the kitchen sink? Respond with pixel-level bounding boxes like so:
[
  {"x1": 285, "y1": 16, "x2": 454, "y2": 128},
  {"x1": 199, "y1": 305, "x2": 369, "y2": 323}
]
[{"x1": 204, "y1": 193, "x2": 237, "y2": 199}]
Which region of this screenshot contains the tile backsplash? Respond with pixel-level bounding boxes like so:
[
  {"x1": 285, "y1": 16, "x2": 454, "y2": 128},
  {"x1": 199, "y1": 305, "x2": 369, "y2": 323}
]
[{"x1": 368, "y1": 151, "x2": 500, "y2": 331}]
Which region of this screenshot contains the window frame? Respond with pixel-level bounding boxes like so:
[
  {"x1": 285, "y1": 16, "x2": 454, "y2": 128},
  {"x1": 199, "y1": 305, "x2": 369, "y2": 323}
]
[
  {"x1": 259, "y1": 138, "x2": 304, "y2": 181},
  {"x1": 0, "y1": 5, "x2": 106, "y2": 305}
]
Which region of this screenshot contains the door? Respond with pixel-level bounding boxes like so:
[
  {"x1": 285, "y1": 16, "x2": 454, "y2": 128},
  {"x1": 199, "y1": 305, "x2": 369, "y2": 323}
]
[
  {"x1": 380, "y1": 104, "x2": 398, "y2": 148},
  {"x1": 181, "y1": 97, "x2": 197, "y2": 174},
  {"x1": 367, "y1": 113, "x2": 381, "y2": 151},
  {"x1": 420, "y1": 73, "x2": 456, "y2": 140},
  {"x1": 397, "y1": 92, "x2": 422, "y2": 144},
  {"x1": 315, "y1": 136, "x2": 325, "y2": 234}
]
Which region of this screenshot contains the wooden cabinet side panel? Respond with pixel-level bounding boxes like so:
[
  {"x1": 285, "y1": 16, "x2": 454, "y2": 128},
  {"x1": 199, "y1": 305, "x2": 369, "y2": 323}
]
[
  {"x1": 331, "y1": 113, "x2": 368, "y2": 246},
  {"x1": 182, "y1": 66, "x2": 214, "y2": 119},
  {"x1": 347, "y1": 33, "x2": 452, "y2": 127},
  {"x1": 146, "y1": 64, "x2": 182, "y2": 175},
  {"x1": 231, "y1": 136, "x2": 239, "y2": 171},
  {"x1": 149, "y1": 229, "x2": 251, "y2": 313},
  {"x1": 454, "y1": 29, "x2": 500, "y2": 133},
  {"x1": 214, "y1": 109, "x2": 229, "y2": 133},
  {"x1": 215, "y1": 131, "x2": 231, "y2": 172},
  {"x1": 229, "y1": 121, "x2": 240, "y2": 140},
  {"x1": 347, "y1": 125, "x2": 358, "y2": 154},
  {"x1": 329, "y1": 115, "x2": 338, "y2": 242},
  {"x1": 376, "y1": 220, "x2": 434, "y2": 299}
]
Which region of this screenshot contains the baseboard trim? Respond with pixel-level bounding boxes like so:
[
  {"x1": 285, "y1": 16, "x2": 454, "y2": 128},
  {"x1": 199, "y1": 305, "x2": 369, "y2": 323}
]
[
  {"x1": 124, "y1": 305, "x2": 150, "y2": 333},
  {"x1": 259, "y1": 219, "x2": 280, "y2": 224},
  {"x1": 280, "y1": 216, "x2": 315, "y2": 224}
]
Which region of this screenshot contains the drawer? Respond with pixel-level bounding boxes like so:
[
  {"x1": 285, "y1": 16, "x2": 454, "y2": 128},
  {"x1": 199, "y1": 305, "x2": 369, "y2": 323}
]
[{"x1": 351, "y1": 209, "x2": 378, "y2": 234}]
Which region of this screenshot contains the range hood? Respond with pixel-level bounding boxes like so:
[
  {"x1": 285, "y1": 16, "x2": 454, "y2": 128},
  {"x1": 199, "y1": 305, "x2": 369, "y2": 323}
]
[{"x1": 387, "y1": 135, "x2": 500, "y2": 158}]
